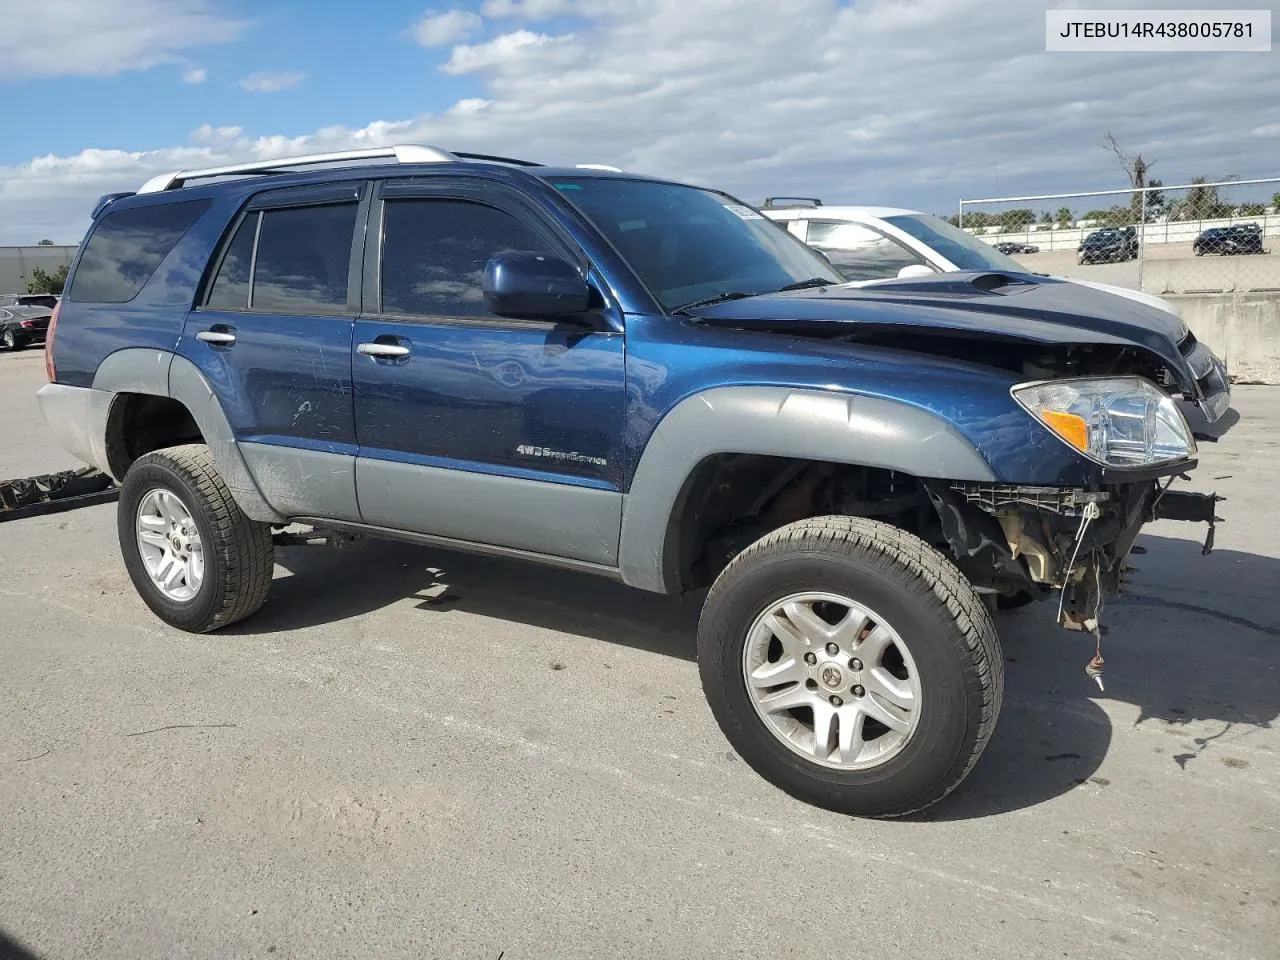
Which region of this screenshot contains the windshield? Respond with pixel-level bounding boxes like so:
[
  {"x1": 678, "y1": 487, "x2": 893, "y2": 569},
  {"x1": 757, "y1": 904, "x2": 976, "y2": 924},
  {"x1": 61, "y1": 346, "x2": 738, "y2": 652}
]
[
  {"x1": 548, "y1": 178, "x2": 842, "y2": 311},
  {"x1": 880, "y1": 214, "x2": 1024, "y2": 272}
]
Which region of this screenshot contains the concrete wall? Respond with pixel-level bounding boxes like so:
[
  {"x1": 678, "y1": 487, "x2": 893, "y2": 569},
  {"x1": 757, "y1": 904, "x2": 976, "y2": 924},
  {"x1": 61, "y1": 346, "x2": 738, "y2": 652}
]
[
  {"x1": 0, "y1": 245, "x2": 78, "y2": 294},
  {"x1": 1165, "y1": 293, "x2": 1280, "y2": 385}
]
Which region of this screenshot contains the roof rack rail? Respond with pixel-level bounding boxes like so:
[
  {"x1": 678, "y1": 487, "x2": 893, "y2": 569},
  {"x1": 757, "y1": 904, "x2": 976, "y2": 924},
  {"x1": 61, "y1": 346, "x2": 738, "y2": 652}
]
[
  {"x1": 761, "y1": 196, "x2": 823, "y2": 209},
  {"x1": 137, "y1": 144, "x2": 461, "y2": 194},
  {"x1": 454, "y1": 151, "x2": 543, "y2": 167},
  {"x1": 575, "y1": 163, "x2": 624, "y2": 172}
]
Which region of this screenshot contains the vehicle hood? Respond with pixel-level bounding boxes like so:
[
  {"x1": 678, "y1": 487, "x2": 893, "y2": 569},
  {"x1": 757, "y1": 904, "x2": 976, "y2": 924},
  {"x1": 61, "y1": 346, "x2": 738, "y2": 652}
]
[
  {"x1": 684, "y1": 271, "x2": 1200, "y2": 394},
  {"x1": 1059, "y1": 277, "x2": 1180, "y2": 317}
]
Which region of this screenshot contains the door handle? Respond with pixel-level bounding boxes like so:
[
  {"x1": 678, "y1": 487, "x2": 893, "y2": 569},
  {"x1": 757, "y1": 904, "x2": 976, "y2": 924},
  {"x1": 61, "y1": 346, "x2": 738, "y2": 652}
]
[
  {"x1": 196, "y1": 328, "x2": 237, "y2": 346},
  {"x1": 357, "y1": 341, "x2": 411, "y2": 359}
]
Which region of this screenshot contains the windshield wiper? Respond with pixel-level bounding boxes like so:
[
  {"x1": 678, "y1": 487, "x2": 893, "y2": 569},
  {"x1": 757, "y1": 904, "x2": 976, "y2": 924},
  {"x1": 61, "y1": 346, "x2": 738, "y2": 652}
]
[
  {"x1": 673, "y1": 290, "x2": 760, "y2": 313},
  {"x1": 776, "y1": 277, "x2": 836, "y2": 292}
]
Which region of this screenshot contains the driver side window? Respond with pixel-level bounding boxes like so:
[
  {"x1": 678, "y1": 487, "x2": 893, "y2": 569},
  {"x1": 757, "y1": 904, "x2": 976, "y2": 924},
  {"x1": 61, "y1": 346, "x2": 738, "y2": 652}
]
[
  {"x1": 802, "y1": 220, "x2": 926, "y2": 282},
  {"x1": 380, "y1": 198, "x2": 554, "y2": 319}
]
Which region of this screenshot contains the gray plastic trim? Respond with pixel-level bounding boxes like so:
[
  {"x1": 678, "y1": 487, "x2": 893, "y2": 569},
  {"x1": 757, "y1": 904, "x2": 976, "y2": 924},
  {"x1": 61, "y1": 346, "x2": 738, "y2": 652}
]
[
  {"x1": 87, "y1": 348, "x2": 285, "y2": 523},
  {"x1": 241, "y1": 443, "x2": 360, "y2": 522},
  {"x1": 294, "y1": 517, "x2": 625, "y2": 580},
  {"x1": 356, "y1": 457, "x2": 622, "y2": 565},
  {"x1": 618, "y1": 386, "x2": 997, "y2": 593}
]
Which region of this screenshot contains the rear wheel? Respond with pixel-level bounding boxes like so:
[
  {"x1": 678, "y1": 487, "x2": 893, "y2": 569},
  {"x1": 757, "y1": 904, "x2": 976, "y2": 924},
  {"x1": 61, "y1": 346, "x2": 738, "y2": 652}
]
[
  {"x1": 118, "y1": 444, "x2": 274, "y2": 632},
  {"x1": 697, "y1": 516, "x2": 1003, "y2": 818}
]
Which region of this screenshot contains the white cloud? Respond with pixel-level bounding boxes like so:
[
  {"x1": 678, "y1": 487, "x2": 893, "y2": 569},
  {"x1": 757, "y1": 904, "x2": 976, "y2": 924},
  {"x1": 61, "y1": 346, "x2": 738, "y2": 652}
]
[
  {"x1": 4, "y1": 0, "x2": 1279, "y2": 243},
  {"x1": 239, "y1": 70, "x2": 305, "y2": 93},
  {"x1": 182, "y1": 66, "x2": 207, "y2": 83},
  {"x1": 481, "y1": 0, "x2": 575, "y2": 19},
  {"x1": 442, "y1": 30, "x2": 570, "y2": 75},
  {"x1": 449, "y1": 98, "x2": 494, "y2": 115},
  {"x1": 190, "y1": 124, "x2": 244, "y2": 142},
  {"x1": 0, "y1": 0, "x2": 247, "y2": 79},
  {"x1": 410, "y1": 9, "x2": 483, "y2": 47}
]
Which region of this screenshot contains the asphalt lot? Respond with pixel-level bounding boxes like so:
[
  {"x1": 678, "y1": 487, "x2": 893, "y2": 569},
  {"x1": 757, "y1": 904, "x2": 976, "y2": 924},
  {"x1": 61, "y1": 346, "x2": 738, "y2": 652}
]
[{"x1": 1, "y1": 346, "x2": 1277, "y2": 960}]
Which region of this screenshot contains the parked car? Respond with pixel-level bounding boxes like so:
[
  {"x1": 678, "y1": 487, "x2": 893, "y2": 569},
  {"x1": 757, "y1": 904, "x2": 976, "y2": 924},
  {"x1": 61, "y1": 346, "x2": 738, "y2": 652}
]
[
  {"x1": 1078, "y1": 226, "x2": 1139, "y2": 264},
  {"x1": 40, "y1": 146, "x2": 1227, "y2": 818},
  {"x1": 0, "y1": 304, "x2": 53, "y2": 350},
  {"x1": 1193, "y1": 223, "x2": 1265, "y2": 256},
  {"x1": 993, "y1": 241, "x2": 1039, "y2": 255},
  {"x1": 759, "y1": 202, "x2": 1189, "y2": 316},
  {"x1": 0, "y1": 293, "x2": 60, "y2": 310}
]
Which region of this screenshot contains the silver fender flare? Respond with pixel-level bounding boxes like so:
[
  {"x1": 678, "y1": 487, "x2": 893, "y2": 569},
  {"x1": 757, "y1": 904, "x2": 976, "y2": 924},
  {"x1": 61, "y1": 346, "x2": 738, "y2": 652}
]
[{"x1": 617, "y1": 386, "x2": 995, "y2": 593}]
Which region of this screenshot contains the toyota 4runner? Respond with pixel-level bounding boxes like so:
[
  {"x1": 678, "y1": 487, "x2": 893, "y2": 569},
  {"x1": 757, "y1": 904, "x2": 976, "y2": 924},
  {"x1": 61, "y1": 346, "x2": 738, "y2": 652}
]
[{"x1": 38, "y1": 145, "x2": 1229, "y2": 817}]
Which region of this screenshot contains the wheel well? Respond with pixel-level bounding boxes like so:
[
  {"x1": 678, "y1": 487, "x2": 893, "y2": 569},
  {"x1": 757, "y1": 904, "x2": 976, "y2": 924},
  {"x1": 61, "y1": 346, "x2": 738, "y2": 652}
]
[
  {"x1": 105, "y1": 393, "x2": 204, "y2": 478},
  {"x1": 666, "y1": 454, "x2": 934, "y2": 591}
]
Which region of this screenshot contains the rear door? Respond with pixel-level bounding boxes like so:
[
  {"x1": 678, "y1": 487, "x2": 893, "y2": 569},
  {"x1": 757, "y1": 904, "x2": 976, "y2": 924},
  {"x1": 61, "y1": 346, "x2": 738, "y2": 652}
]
[
  {"x1": 180, "y1": 182, "x2": 366, "y2": 520},
  {"x1": 350, "y1": 177, "x2": 626, "y2": 565}
]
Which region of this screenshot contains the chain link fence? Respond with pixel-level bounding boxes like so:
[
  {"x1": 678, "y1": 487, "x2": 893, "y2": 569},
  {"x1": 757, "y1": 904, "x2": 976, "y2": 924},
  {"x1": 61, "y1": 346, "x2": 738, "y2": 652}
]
[
  {"x1": 957, "y1": 177, "x2": 1280, "y2": 382},
  {"x1": 958, "y1": 177, "x2": 1280, "y2": 296}
]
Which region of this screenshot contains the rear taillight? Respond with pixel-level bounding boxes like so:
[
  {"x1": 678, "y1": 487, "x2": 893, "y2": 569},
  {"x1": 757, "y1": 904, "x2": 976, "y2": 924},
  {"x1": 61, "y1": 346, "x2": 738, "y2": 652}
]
[
  {"x1": 20, "y1": 319, "x2": 34, "y2": 328},
  {"x1": 44, "y1": 301, "x2": 60, "y2": 381}
]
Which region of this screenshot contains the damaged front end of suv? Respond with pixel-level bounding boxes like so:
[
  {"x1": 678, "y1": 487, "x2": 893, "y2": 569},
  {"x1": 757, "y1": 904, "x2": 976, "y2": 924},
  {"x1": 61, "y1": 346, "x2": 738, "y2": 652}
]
[{"x1": 685, "y1": 272, "x2": 1229, "y2": 674}]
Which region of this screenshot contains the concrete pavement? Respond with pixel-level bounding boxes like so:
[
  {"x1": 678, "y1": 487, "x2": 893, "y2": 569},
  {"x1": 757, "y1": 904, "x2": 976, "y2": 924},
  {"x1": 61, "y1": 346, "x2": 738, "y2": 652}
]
[{"x1": 0, "y1": 349, "x2": 1276, "y2": 960}]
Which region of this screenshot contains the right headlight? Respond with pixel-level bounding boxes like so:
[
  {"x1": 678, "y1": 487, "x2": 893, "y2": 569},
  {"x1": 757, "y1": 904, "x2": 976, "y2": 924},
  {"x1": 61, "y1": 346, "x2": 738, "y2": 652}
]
[{"x1": 1012, "y1": 376, "x2": 1196, "y2": 467}]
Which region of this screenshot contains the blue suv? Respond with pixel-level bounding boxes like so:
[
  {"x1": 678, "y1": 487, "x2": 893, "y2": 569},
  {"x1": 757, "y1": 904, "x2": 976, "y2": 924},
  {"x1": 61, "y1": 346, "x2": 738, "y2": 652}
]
[{"x1": 38, "y1": 145, "x2": 1229, "y2": 816}]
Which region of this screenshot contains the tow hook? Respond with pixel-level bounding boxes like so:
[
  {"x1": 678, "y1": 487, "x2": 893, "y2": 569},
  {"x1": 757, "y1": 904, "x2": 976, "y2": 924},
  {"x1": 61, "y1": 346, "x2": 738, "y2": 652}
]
[{"x1": 1151, "y1": 490, "x2": 1225, "y2": 555}]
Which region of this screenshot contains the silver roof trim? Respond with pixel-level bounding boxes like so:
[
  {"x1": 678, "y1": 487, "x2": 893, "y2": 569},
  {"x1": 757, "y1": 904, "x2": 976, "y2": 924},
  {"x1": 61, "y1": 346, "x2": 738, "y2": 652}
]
[
  {"x1": 136, "y1": 143, "x2": 458, "y2": 194},
  {"x1": 575, "y1": 163, "x2": 624, "y2": 172}
]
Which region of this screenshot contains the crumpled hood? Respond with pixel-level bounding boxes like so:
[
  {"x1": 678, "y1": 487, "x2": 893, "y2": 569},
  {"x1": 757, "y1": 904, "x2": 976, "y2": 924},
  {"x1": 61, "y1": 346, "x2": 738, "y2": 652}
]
[{"x1": 685, "y1": 271, "x2": 1199, "y2": 394}]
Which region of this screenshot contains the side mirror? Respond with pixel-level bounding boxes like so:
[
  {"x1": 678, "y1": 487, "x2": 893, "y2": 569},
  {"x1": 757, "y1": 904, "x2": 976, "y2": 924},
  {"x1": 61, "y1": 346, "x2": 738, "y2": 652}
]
[
  {"x1": 482, "y1": 252, "x2": 591, "y2": 319},
  {"x1": 896, "y1": 264, "x2": 936, "y2": 279}
]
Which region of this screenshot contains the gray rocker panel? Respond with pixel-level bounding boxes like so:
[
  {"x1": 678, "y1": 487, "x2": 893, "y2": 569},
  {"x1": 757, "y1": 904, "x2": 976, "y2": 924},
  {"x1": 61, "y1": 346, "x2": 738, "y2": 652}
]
[
  {"x1": 618, "y1": 386, "x2": 997, "y2": 593},
  {"x1": 356, "y1": 457, "x2": 622, "y2": 566}
]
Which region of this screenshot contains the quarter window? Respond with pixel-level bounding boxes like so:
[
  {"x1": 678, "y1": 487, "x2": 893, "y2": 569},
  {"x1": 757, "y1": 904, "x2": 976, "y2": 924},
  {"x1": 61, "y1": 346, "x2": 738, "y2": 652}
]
[
  {"x1": 69, "y1": 199, "x2": 211, "y2": 303},
  {"x1": 381, "y1": 198, "x2": 554, "y2": 318}
]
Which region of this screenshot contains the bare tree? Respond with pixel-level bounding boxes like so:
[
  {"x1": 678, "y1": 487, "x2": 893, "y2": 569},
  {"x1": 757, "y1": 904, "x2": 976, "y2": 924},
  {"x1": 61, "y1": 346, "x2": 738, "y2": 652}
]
[{"x1": 1104, "y1": 132, "x2": 1154, "y2": 222}]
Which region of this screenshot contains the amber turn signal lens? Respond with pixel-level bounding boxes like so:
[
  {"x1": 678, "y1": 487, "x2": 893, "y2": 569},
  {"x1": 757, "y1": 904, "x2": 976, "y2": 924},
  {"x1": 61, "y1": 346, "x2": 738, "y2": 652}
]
[{"x1": 1041, "y1": 410, "x2": 1089, "y2": 452}]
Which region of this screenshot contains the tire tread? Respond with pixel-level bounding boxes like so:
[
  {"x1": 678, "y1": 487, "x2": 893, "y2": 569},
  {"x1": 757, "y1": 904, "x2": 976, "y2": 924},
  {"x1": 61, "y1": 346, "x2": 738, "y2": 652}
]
[{"x1": 702, "y1": 515, "x2": 1003, "y2": 816}]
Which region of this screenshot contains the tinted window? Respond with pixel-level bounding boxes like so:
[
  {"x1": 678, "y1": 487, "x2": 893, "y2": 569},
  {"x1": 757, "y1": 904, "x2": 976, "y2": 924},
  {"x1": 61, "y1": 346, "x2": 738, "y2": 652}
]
[
  {"x1": 69, "y1": 199, "x2": 210, "y2": 303},
  {"x1": 19, "y1": 295, "x2": 58, "y2": 308},
  {"x1": 251, "y1": 204, "x2": 356, "y2": 312},
  {"x1": 205, "y1": 213, "x2": 256, "y2": 310},
  {"x1": 381, "y1": 199, "x2": 553, "y2": 317},
  {"x1": 549, "y1": 178, "x2": 840, "y2": 311},
  {"x1": 881, "y1": 214, "x2": 1023, "y2": 272},
  {"x1": 805, "y1": 221, "x2": 927, "y2": 282}
]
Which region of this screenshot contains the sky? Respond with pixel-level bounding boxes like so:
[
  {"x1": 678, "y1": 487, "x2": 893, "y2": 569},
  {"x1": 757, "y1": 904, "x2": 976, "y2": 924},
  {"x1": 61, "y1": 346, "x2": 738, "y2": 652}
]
[{"x1": 0, "y1": 0, "x2": 1276, "y2": 244}]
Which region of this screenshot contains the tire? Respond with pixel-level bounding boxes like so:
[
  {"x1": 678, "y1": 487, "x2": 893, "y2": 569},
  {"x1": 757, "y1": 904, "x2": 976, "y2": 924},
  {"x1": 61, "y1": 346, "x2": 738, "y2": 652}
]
[
  {"x1": 2, "y1": 330, "x2": 16, "y2": 350},
  {"x1": 698, "y1": 515, "x2": 1002, "y2": 818},
  {"x1": 1194, "y1": 245, "x2": 1204, "y2": 257},
  {"x1": 118, "y1": 443, "x2": 274, "y2": 632}
]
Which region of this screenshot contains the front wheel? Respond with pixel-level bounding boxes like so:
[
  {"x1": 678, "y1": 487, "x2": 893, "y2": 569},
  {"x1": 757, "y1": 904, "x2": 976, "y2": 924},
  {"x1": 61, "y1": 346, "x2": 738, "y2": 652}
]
[
  {"x1": 118, "y1": 444, "x2": 274, "y2": 632},
  {"x1": 2, "y1": 330, "x2": 17, "y2": 350},
  {"x1": 697, "y1": 516, "x2": 1003, "y2": 817}
]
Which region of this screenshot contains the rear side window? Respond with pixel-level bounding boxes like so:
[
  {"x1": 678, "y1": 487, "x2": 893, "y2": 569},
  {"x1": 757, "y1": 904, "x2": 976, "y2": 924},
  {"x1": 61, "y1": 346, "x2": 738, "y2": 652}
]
[
  {"x1": 204, "y1": 203, "x2": 356, "y2": 313},
  {"x1": 380, "y1": 198, "x2": 552, "y2": 318},
  {"x1": 205, "y1": 215, "x2": 256, "y2": 309},
  {"x1": 69, "y1": 199, "x2": 210, "y2": 303}
]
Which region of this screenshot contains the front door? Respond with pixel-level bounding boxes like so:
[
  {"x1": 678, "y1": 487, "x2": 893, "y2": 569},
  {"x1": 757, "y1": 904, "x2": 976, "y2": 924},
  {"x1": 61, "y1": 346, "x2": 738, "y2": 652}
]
[
  {"x1": 181, "y1": 182, "x2": 365, "y2": 520},
  {"x1": 351, "y1": 179, "x2": 626, "y2": 566}
]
